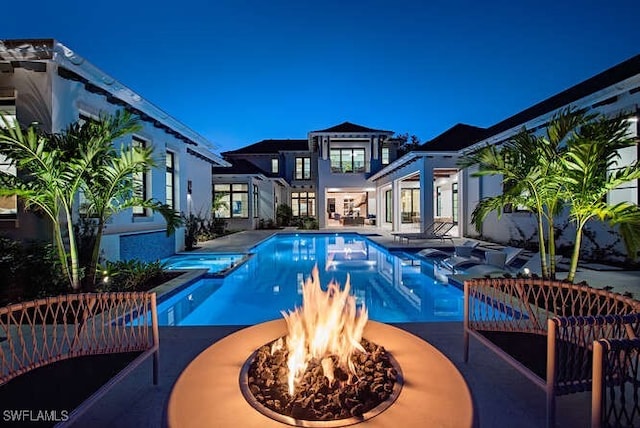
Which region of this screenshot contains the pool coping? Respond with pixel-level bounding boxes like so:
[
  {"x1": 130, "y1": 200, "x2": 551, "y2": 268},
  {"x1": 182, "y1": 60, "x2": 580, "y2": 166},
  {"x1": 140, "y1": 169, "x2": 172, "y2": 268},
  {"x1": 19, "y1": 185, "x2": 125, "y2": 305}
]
[
  {"x1": 149, "y1": 269, "x2": 209, "y2": 301},
  {"x1": 154, "y1": 253, "x2": 258, "y2": 302}
]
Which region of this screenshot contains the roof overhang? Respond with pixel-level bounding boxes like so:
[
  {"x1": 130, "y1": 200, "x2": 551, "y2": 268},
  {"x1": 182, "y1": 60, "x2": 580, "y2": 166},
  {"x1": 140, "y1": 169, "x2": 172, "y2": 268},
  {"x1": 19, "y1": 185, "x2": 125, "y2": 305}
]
[
  {"x1": 0, "y1": 39, "x2": 228, "y2": 167},
  {"x1": 368, "y1": 151, "x2": 460, "y2": 181}
]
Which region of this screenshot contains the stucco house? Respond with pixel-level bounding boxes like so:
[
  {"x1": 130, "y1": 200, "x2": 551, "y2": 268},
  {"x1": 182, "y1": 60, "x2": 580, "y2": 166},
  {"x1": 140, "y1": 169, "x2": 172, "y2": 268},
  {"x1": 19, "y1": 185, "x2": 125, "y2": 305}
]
[
  {"x1": 370, "y1": 53, "x2": 639, "y2": 258},
  {"x1": 0, "y1": 39, "x2": 229, "y2": 261},
  {"x1": 2, "y1": 38, "x2": 638, "y2": 263},
  {"x1": 218, "y1": 53, "x2": 639, "y2": 260},
  {"x1": 216, "y1": 122, "x2": 401, "y2": 228}
]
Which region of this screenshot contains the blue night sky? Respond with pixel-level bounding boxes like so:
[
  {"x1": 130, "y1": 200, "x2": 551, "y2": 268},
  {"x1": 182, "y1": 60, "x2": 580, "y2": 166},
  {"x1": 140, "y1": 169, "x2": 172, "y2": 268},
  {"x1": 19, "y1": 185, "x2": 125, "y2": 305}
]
[{"x1": 2, "y1": 0, "x2": 637, "y2": 153}]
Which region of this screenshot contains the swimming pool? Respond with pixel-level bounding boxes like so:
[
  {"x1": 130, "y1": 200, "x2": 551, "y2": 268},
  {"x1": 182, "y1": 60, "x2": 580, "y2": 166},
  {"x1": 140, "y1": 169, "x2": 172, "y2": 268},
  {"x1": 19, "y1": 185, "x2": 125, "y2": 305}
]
[
  {"x1": 162, "y1": 253, "x2": 246, "y2": 275},
  {"x1": 156, "y1": 233, "x2": 464, "y2": 326}
]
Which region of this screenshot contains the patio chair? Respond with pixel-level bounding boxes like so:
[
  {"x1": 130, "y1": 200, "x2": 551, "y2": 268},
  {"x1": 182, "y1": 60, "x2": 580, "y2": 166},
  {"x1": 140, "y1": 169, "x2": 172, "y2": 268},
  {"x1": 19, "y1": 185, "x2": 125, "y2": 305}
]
[
  {"x1": 416, "y1": 248, "x2": 450, "y2": 259},
  {"x1": 454, "y1": 240, "x2": 479, "y2": 258},
  {"x1": 440, "y1": 246, "x2": 524, "y2": 274},
  {"x1": 392, "y1": 221, "x2": 446, "y2": 242},
  {"x1": 396, "y1": 222, "x2": 455, "y2": 243}
]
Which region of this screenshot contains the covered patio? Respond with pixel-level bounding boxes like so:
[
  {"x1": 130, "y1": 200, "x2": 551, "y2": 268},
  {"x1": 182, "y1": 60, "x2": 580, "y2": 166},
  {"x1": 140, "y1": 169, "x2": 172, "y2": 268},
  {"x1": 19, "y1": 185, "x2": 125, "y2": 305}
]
[{"x1": 369, "y1": 152, "x2": 462, "y2": 237}]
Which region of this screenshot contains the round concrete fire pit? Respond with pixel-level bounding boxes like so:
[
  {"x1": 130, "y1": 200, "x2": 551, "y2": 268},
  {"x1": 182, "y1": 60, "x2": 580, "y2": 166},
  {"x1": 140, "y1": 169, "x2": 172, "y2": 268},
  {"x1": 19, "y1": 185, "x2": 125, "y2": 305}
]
[{"x1": 167, "y1": 320, "x2": 474, "y2": 428}]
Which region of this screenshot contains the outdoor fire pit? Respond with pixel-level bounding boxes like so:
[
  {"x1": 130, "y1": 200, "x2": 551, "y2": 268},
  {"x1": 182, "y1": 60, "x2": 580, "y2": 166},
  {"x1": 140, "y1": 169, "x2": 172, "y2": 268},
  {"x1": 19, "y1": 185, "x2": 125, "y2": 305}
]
[
  {"x1": 239, "y1": 267, "x2": 402, "y2": 426},
  {"x1": 167, "y1": 267, "x2": 475, "y2": 428}
]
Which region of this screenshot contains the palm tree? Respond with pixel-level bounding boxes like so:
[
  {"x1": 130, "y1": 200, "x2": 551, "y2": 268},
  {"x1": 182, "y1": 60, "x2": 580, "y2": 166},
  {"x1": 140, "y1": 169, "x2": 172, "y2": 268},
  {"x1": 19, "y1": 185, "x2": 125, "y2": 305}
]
[
  {"x1": 460, "y1": 131, "x2": 558, "y2": 278},
  {"x1": 460, "y1": 108, "x2": 598, "y2": 279},
  {"x1": 0, "y1": 111, "x2": 182, "y2": 290},
  {"x1": 462, "y1": 107, "x2": 640, "y2": 282},
  {"x1": 560, "y1": 113, "x2": 640, "y2": 282},
  {"x1": 0, "y1": 115, "x2": 89, "y2": 289},
  {"x1": 76, "y1": 112, "x2": 182, "y2": 287}
]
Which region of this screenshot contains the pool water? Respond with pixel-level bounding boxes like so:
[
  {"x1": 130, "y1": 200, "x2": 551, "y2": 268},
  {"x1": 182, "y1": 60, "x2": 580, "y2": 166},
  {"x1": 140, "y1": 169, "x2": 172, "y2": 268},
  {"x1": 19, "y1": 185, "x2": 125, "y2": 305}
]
[
  {"x1": 162, "y1": 253, "x2": 246, "y2": 274},
  {"x1": 157, "y1": 233, "x2": 465, "y2": 326}
]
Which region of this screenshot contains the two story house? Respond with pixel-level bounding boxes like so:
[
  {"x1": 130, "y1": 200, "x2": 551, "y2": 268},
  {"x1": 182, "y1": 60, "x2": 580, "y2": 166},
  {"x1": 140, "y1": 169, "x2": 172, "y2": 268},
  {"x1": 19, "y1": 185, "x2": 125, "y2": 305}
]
[
  {"x1": 218, "y1": 53, "x2": 639, "y2": 263},
  {"x1": 215, "y1": 122, "x2": 399, "y2": 229}
]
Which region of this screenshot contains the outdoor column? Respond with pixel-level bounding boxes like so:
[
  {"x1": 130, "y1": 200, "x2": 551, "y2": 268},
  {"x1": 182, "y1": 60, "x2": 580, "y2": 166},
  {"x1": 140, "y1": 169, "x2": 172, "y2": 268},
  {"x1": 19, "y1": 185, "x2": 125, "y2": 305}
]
[
  {"x1": 420, "y1": 157, "x2": 434, "y2": 234},
  {"x1": 376, "y1": 186, "x2": 383, "y2": 229},
  {"x1": 318, "y1": 187, "x2": 326, "y2": 229},
  {"x1": 392, "y1": 179, "x2": 401, "y2": 232},
  {"x1": 456, "y1": 169, "x2": 465, "y2": 236}
]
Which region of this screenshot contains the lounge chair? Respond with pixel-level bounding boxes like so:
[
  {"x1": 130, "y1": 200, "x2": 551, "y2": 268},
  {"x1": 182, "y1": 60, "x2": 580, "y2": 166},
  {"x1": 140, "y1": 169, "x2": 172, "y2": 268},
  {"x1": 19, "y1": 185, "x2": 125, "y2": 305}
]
[
  {"x1": 463, "y1": 250, "x2": 563, "y2": 277},
  {"x1": 416, "y1": 248, "x2": 450, "y2": 259},
  {"x1": 416, "y1": 240, "x2": 478, "y2": 260},
  {"x1": 440, "y1": 245, "x2": 524, "y2": 273},
  {"x1": 454, "y1": 240, "x2": 479, "y2": 257},
  {"x1": 392, "y1": 221, "x2": 445, "y2": 242},
  {"x1": 395, "y1": 222, "x2": 455, "y2": 243}
]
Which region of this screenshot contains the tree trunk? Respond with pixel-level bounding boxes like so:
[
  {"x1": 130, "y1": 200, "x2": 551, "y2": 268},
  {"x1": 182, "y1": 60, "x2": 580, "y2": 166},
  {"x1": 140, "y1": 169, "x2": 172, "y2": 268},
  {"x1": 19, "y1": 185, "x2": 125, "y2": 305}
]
[
  {"x1": 63, "y1": 206, "x2": 81, "y2": 290},
  {"x1": 86, "y1": 219, "x2": 106, "y2": 292},
  {"x1": 536, "y1": 212, "x2": 549, "y2": 278},
  {"x1": 567, "y1": 223, "x2": 585, "y2": 283},
  {"x1": 547, "y1": 218, "x2": 556, "y2": 280},
  {"x1": 52, "y1": 220, "x2": 72, "y2": 287}
]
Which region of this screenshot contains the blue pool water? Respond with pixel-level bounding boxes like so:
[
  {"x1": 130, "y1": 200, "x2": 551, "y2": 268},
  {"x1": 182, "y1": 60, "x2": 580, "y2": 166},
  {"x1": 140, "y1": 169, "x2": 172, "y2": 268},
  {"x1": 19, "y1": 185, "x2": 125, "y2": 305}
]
[
  {"x1": 156, "y1": 233, "x2": 465, "y2": 326},
  {"x1": 162, "y1": 253, "x2": 246, "y2": 274}
]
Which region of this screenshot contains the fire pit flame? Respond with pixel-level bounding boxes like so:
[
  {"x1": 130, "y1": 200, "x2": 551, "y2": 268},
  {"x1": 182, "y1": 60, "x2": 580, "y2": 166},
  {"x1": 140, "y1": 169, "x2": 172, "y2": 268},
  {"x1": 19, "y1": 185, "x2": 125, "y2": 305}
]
[{"x1": 281, "y1": 265, "x2": 368, "y2": 396}]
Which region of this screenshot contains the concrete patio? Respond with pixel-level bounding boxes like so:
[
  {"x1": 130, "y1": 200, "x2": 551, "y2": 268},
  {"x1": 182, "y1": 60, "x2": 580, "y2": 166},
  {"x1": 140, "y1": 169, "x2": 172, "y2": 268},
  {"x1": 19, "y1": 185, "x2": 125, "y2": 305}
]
[{"x1": 71, "y1": 229, "x2": 640, "y2": 428}]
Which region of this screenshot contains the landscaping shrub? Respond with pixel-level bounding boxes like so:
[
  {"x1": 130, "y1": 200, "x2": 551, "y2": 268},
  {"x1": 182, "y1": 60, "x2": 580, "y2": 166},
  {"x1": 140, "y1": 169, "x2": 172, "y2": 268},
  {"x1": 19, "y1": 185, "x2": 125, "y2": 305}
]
[
  {"x1": 276, "y1": 204, "x2": 293, "y2": 227},
  {"x1": 97, "y1": 259, "x2": 170, "y2": 292},
  {"x1": 295, "y1": 217, "x2": 319, "y2": 230},
  {"x1": 0, "y1": 237, "x2": 67, "y2": 305}
]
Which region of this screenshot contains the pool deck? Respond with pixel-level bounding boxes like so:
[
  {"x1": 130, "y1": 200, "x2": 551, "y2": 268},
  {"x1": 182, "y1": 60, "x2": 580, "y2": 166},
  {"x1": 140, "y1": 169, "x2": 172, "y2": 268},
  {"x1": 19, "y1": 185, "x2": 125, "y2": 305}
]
[{"x1": 72, "y1": 228, "x2": 640, "y2": 428}]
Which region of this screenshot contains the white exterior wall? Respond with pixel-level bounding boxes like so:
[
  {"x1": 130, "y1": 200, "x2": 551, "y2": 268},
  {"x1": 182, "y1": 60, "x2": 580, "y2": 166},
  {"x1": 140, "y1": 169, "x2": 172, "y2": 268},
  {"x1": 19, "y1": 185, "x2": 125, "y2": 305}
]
[
  {"x1": 462, "y1": 74, "x2": 640, "y2": 258},
  {"x1": 0, "y1": 42, "x2": 227, "y2": 259},
  {"x1": 50, "y1": 67, "x2": 215, "y2": 257}
]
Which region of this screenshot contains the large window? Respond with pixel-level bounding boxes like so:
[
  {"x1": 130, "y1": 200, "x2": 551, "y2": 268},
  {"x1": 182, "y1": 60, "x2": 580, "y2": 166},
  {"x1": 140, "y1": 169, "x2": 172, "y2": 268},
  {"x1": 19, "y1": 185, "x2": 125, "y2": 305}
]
[
  {"x1": 452, "y1": 182, "x2": 458, "y2": 223},
  {"x1": 214, "y1": 183, "x2": 248, "y2": 218},
  {"x1": 382, "y1": 147, "x2": 390, "y2": 165},
  {"x1": 132, "y1": 137, "x2": 149, "y2": 216},
  {"x1": 292, "y1": 191, "x2": 315, "y2": 217},
  {"x1": 330, "y1": 148, "x2": 365, "y2": 173},
  {"x1": 0, "y1": 95, "x2": 17, "y2": 218},
  {"x1": 295, "y1": 157, "x2": 311, "y2": 180},
  {"x1": 166, "y1": 151, "x2": 175, "y2": 210},
  {"x1": 271, "y1": 158, "x2": 279, "y2": 174},
  {"x1": 385, "y1": 190, "x2": 392, "y2": 223},
  {"x1": 401, "y1": 188, "x2": 420, "y2": 223}
]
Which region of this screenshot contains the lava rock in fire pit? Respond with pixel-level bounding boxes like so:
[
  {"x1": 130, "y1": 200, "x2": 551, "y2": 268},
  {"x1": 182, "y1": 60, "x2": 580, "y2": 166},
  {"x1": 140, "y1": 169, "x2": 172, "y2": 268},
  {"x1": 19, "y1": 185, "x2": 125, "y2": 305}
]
[{"x1": 246, "y1": 337, "x2": 399, "y2": 421}]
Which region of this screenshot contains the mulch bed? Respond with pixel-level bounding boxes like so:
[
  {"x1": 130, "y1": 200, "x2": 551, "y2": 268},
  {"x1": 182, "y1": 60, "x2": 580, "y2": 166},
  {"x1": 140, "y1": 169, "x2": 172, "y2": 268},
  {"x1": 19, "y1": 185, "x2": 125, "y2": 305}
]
[{"x1": 0, "y1": 352, "x2": 142, "y2": 427}]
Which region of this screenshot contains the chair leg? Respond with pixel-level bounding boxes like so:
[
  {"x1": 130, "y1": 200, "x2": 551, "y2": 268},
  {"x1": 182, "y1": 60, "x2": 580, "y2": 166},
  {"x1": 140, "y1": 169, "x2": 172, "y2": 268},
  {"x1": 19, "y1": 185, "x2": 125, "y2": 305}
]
[
  {"x1": 546, "y1": 391, "x2": 555, "y2": 428},
  {"x1": 463, "y1": 329, "x2": 469, "y2": 363},
  {"x1": 153, "y1": 349, "x2": 159, "y2": 385}
]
